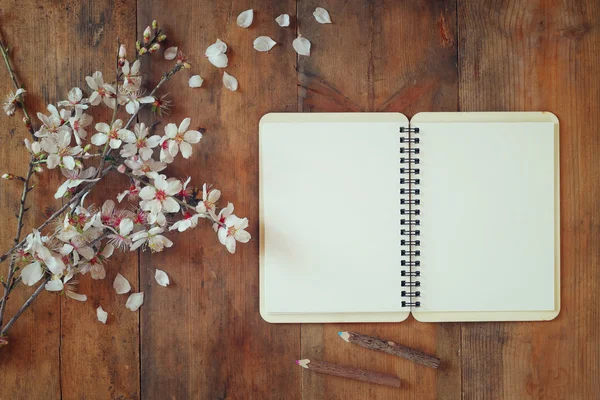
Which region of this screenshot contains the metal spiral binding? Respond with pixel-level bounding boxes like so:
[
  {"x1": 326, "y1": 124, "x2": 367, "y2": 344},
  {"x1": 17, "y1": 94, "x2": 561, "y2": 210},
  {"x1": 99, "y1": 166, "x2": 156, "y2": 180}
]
[{"x1": 399, "y1": 126, "x2": 421, "y2": 308}]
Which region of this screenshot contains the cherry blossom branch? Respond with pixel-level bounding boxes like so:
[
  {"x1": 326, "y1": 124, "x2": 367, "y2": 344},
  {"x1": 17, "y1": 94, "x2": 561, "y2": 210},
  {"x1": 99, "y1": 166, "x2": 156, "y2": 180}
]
[
  {"x1": 0, "y1": 165, "x2": 114, "y2": 264},
  {"x1": 0, "y1": 32, "x2": 35, "y2": 137},
  {"x1": 0, "y1": 158, "x2": 35, "y2": 326},
  {"x1": 0, "y1": 275, "x2": 50, "y2": 337}
]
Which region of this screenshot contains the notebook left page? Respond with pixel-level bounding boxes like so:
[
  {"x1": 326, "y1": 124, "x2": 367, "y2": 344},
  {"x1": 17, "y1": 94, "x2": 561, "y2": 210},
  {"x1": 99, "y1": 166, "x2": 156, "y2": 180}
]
[{"x1": 259, "y1": 113, "x2": 410, "y2": 323}]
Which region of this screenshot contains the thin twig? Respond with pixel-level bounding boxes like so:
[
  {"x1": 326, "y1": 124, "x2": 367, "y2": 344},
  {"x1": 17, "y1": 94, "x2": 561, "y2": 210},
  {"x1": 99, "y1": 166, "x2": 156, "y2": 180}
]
[
  {"x1": 0, "y1": 34, "x2": 36, "y2": 137},
  {"x1": 0, "y1": 158, "x2": 35, "y2": 326},
  {"x1": 0, "y1": 276, "x2": 50, "y2": 336}
]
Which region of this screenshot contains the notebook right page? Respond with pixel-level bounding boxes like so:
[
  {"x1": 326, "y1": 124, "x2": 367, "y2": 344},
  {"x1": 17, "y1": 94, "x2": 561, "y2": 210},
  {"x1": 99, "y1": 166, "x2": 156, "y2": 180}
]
[{"x1": 411, "y1": 112, "x2": 560, "y2": 322}]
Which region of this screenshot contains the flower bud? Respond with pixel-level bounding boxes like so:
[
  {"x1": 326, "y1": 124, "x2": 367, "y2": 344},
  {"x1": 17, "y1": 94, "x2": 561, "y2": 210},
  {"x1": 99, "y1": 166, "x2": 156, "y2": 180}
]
[
  {"x1": 138, "y1": 47, "x2": 148, "y2": 56},
  {"x1": 34, "y1": 165, "x2": 43, "y2": 173},
  {"x1": 143, "y1": 26, "x2": 152, "y2": 43},
  {"x1": 149, "y1": 43, "x2": 160, "y2": 53},
  {"x1": 152, "y1": 20, "x2": 158, "y2": 30},
  {"x1": 75, "y1": 160, "x2": 83, "y2": 169},
  {"x1": 119, "y1": 44, "x2": 127, "y2": 58},
  {"x1": 135, "y1": 41, "x2": 142, "y2": 51},
  {"x1": 117, "y1": 164, "x2": 126, "y2": 174},
  {"x1": 183, "y1": 62, "x2": 191, "y2": 69},
  {"x1": 1, "y1": 173, "x2": 14, "y2": 180},
  {"x1": 157, "y1": 33, "x2": 167, "y2": 42},
  {"x1": 23, "y1": 117, "x2": 31, "y2": 130},
  {"x1": 83, "y1": 144, "x2": 92, "y2": 152}
]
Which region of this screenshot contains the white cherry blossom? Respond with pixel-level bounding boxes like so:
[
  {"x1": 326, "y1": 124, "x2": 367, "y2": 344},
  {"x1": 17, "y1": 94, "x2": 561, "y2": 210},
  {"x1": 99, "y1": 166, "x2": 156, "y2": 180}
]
[
  {"x1": 161, "y1": 118, "x2": 202, "y2": 159},
  {"x1": 217, "y1": 214, "x2": 251, "y2": 254},
  {"x1": 139, "y1": 175, "x2": 182, "y2": 215},
  {"x1": 91, "y1": 119, "x2": 134, "y2": 149},
  {"x1": 85, "y1": 71, "x2": 116, "y2": 109},
  {"x1": 120, "y1": 122, "x2": 161, "y2": 160}
]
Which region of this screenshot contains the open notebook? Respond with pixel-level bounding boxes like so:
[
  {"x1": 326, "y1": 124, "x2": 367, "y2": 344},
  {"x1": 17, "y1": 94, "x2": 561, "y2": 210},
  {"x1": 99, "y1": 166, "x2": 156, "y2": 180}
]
[{"x1": 259, "y1": 112, "x2": 560, "y2": 323}]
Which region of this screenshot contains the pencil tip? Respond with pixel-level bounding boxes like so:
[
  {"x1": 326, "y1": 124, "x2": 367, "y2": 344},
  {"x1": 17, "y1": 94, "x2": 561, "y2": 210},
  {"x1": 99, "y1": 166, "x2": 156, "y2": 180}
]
[
  {"x1": 337, "y1": 331, "x2": 343, "y2": 336},
  {"x1": 295, "y1": 360, "x2": 299, "y2": 364}
]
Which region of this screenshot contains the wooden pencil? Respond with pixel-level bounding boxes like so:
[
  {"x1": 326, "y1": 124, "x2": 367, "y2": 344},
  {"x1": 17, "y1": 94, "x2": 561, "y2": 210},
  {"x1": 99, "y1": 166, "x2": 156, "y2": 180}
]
[
  {"x1": 338, "y1": 331, "x2": 440, "y2": 369},
  {"x1": 295, "y1": 359, "x2": 401, "y2": 388}
]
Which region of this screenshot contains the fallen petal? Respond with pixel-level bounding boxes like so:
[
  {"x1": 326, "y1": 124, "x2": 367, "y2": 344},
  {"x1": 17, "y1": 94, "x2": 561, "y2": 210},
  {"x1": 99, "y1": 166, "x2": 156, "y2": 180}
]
[
  {"x1": 188, "y1": 75, "x2": 204, "y2": 88},
  {"x1": 276, "y1": 14, "x2": 290, "y2": 27},
  {"x1": 292, "y1": 35, "x2": 311, "y2": 56},
  {"x1": 237, "y1": 9, "x2": 254, "y2": 28},
  {"x1": 97, "y1": 305, "x2": 108, "y2": 324},
  {"x1": 155, "y1": 269, "x2": 170, "y2": 287},
  {"x1": 164, "y1": 46, "x2": 178, "y2": 60},
  {"x1": 205, "y1": 39, "x2": 227, "y2": 57},
  {"x1": 208, "y1": 53, "x2": 228, "y2": 68},
  {"x1": 313, "y1": 7, "x2": 332, "y2": 24},
  {"x1": 113, "y1": 273, "x2": 131, "y2": 294},
  {"x1": 253, "y1": 36, "x2": 277, "y2": 52},
  {"x1": 126, "y1": 292, "x2": 144, "y2": 311},
  {"x1": 223, "y1": 72, "x2": 238, "y2": 91}
]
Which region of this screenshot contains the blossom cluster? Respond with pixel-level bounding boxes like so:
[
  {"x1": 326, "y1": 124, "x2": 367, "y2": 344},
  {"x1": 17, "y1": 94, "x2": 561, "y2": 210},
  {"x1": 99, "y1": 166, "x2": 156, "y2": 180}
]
[{"x1": 3, "y1": 21, "x2": 250, "y2": 310}]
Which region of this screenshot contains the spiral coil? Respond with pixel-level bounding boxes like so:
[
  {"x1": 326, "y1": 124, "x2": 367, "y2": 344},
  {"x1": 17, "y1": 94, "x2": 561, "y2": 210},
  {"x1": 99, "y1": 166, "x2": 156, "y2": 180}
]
[{"x1": 399, "y1": 126, "x2": 421, "y2": 308}]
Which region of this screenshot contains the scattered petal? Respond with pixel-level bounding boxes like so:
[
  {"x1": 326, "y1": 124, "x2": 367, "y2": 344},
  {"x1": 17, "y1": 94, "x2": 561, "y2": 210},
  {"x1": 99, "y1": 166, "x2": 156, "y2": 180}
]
[
  {"x1": 113, "y1": 273, "x2": 131, "y2": 294},
  {"x1": 292, "y1": 35, "x2": 311, "y2": 56},
  {"x1": 253, "y1": 36, "x2": 277, "y2": 52},
  {"x1": 188, "y1": 75, "x2": 204, "y2": 88},
  {"x1": 164, "y1": 46, "x2": 178, "y2": 60},
  {"x1": 155, "y1": 269, "x2": 170, "y2": 287},
  {"x1": 208, "y1": 53, "x2": 228, "y2": 68},
  {"x1": 97, "y1": 305, "x2": 108, "y2": 324},
  {"x1": 276, "y1": 14, "x2": 290, "y2": 27},
  {"x1": 313, "y1": 7, "x2": 332, "y2": 24},
  {"x1": 237, "y1": 9, "x2": 254, "y2": 28},
  {"x1": 126, "y1": 292, "x2": 144, "y2": 311},
  {"x1": 223, "y1": 72, "x2": 238, "y2": 91},
  {"x1": 205, "y1": 39, "x2": 227, "y2": 57}
]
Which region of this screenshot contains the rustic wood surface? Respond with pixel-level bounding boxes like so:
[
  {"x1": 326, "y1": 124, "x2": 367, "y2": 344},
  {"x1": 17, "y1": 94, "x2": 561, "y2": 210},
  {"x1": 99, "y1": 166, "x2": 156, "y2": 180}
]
[{"x1": 0, "y1": 0, "x2": 597, "y2": 399}]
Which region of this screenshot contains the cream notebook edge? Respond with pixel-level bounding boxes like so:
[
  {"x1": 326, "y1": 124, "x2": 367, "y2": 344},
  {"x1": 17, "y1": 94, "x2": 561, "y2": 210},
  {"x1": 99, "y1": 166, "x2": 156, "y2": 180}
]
[{"x1": 259, "y1": 112, "x2": 560, "y2": 324}]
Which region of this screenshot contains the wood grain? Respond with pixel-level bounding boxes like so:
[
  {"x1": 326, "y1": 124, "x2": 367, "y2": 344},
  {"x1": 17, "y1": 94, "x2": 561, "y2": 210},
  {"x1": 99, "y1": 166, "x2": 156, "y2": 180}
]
[
  {"x1": 459, "y1": 0, "x2": 600, "y2": 399},
  {"x1": 297, "y1": 1, "x2": 460, "y2": 400}
]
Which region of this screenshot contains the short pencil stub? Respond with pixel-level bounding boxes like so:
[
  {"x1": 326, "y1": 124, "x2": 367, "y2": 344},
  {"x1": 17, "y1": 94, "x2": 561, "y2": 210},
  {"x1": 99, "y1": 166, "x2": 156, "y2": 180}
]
[{"x1": 338, "y1": 331, "x2": 351, "y2": 342}]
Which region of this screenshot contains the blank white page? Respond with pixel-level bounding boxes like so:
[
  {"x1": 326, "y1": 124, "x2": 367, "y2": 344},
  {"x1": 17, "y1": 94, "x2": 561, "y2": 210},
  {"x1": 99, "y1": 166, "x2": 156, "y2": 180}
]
[
  {"x1": 260, "y1": 115, "x2": 406, "y2": 314},
  {"x1": 416, "y1": 121, "x2": 556, "y2": 313}
]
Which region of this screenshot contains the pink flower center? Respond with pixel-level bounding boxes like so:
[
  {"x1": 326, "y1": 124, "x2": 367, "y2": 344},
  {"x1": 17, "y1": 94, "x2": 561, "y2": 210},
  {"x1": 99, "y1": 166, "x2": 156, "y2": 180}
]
[
  {"x1": 109, "y1": 129, "x2": 119, "y2": 139},
  {"x1": 155, "y1": 189, "x2": 167, "y2": 202},
  {"x1": 136, "y1": 138, "x2": 147, "y2": 148},
  {"x1": 161, "y1": 141, "x2": 169, "y2": 150},
  {"x1": 183, "y1": 211, "x2": 192, "y2": 219}
]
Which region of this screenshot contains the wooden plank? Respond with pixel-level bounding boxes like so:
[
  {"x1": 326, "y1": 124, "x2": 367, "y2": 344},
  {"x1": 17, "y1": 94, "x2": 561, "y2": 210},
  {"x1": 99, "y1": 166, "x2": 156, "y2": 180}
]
[
  {"x1": 0, "y1": 1, "x2": 141, "y2": 399},
  {"x1": 458, "y1": 0, "x2": 600, "y2": 398},
  {"x1": 137, "y1": 1, "x2": 300, "y2": 398},
  {"x1": 297, "y1": 1, "x2": 460, "y2": 399}
]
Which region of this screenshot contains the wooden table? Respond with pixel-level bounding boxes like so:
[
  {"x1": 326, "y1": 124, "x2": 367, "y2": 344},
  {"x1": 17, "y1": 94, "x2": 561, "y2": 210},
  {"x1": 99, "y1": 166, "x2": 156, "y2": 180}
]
[{"x1": 0, "y1": 1, "x2": 597, "y2": 399}]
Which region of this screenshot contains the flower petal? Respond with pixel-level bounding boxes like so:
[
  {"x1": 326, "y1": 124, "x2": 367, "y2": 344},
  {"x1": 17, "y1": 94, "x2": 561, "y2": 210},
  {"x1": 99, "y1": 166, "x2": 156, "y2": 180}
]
[
  {"x1": 126, "y1": 292, "x2": 144, "y2": 311},
  {"x1": 184, "y1": 130, "x2": 202, "y2": 144},
  {"x1": 276, "y1": 14, "x2": 290, "y2": 27},
  {"x1": 139, "y1": 186, "x2": 156, "y2": 200},
  {"x1": 179, "y1": 141, "x2": 192, "y2": 159},
  {"x1": 91, "y1": 133, "x2": 108, "y2": 146},
  {"x1": 188, "y1": 75, "x2": 204, "y2": 88},
  {"x1": 237, "y1": 9, "x2": 254, "y2": 28},
  {"x1": 113, "y1": 273, "x2": 131, "y2": 294},
  {"x1": 164, "y1": 46, "x2": 178, "y2": 60},
  {"x1": 97, "y1": 305, "x2": 108, "y2": 324},
  {"x1": 21, "y1": 261, "x2": 44, "y2": 286},
  {"x1": 313, "y1": 7, "x2": 332, "y2": 23},
  {"x1": 253, "y1": 36, "x2": 277, "y2": 52},
  {"x1": 155, "y1": 269, "x2": 170, "y2": 287},
  {"x1": 45, "y1": 279, "x2": 64, "y2": 291},
  {"x1": 223, "y1": 72, "x2": 238, "y2": 91},
  {"x1": 208, "y1": 53, "x2": 228, "y2": 68},
  {"x1": 293, "y1": 35, "x2": 311, "y2": 56},
  {"x1": 162, "y1": 197, "x2": 180, "y2": 213},
  {"x1": 205, "y1": 39, "x2": 227, "y2": 57}
]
